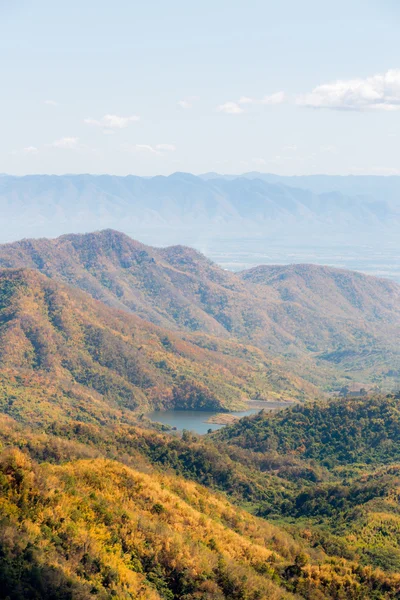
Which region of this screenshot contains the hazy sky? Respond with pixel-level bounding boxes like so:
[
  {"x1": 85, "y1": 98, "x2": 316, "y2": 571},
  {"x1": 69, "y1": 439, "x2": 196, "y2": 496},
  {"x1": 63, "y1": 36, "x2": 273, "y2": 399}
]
[{"x1": 1, "y1": 0, "x2": 400, "y2": 176}]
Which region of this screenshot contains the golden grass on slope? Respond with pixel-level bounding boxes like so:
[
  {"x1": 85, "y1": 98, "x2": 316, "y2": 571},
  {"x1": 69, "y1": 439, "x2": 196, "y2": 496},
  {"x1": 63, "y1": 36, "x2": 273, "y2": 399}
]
[
  {"x1": 0, "y1": 450, "x2": 297, "y2": 599},
  {"x1": 2, "y1": 430, "x2": 400, "y2": 598}
]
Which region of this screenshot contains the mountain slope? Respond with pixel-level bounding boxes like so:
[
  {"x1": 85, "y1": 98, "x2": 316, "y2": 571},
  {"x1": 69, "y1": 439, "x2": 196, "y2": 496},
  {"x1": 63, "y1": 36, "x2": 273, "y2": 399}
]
[
  {"x1": 240, "y1": 263, "x2": 400, "y2": 375},
  {"x1": 2, "y1": 408, "x2": 400, "y2": 598},
  {"x1": 1, "y1": 230, "x2": 399, "y2": 389},
  {"x1": 5, "y1": 445, "x2": 400, "y2": 600},
  {"x1": 0, "y1": 449, "x2": 299, "y2": 600},
  {"x1": 0, "y1": 229, "x2": 247, "y2": 335},
  {"x1": 221, "y1": 172, "x2": 400, "y2": 205},
  {"x1": 0, "y1": 268, "x2": 310, "y2": 424},
  {"x1": 214, "y1": 393, "x2": 400, "y2": 576}
]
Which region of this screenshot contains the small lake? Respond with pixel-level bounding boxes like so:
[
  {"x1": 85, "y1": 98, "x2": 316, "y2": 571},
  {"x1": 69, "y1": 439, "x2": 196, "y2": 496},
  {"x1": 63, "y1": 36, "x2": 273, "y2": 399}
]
[{"x1": 146, "y1": 402, "x2": 292, "y2": 434}]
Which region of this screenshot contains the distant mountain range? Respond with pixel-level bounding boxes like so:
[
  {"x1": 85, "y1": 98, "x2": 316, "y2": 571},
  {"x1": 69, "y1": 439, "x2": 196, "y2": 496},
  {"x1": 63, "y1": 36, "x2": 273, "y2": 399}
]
[
  {"x1": 0, "y1": 229, "x2": 399, "y2": 391},
  {"x1": 0, "y1": 173, "x2": 399, "y2": 247},
  {"x1": 201, "y1": 171, "x2": 400, "y2": 202}
]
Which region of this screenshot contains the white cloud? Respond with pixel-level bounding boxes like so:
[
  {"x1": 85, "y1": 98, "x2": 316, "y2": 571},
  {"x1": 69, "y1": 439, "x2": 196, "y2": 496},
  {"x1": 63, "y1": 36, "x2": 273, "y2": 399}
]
[
  {"x1": 238, "y1": 96, "x2": 254, "y2": 105},
  {"x1": 262, "y1": 91, "x2": 286, "y2": 105},
  {"x1": 298, "y1": 69, "x2": 400, "y2": 111},
  {"x1": 126, "y1": 143, "x2": 176, "y2": 155},
  {"x1": 52, "y1": 137, "x2": 79, "y2": 149},
  {"x1": 178, "y1": 96, "x2": 199, "y2": 109},
  {"x1": 155, "y1": 143, "x2": 176, "y2": 152},
  {"x1": 84, "y1": 114, "x2": 140, "y2": 129},
  {"x1": 22, "y1": 146, "x2": 39, "y2": 154},
  {"x1": 10, "y1": 146, "x2": 39, "y2": 156},
  {"x1": 251, "y1": 158, "x2": 268, "y2": 167},
  {"x1": 135, "y1": 144, "x2": 157, "y2": 153},
  {"x1": 226, "y1": 92, "x2": 286, "y2": 110},
  {"x1": 217, "y1": 102, "x2": 244, "y2": 114},
  {"x1": 44, "y1": 99, "x2": 58, "y2": 106},
  {"x1": 178, "y1": 100, "x2": 191, "y2": 109}
]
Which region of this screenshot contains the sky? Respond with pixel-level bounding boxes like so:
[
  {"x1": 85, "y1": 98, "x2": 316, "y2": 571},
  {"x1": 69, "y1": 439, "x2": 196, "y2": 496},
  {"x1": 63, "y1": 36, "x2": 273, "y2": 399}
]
[{"x1": 1, "y1": 0, "x2": 400, "y2": 176}]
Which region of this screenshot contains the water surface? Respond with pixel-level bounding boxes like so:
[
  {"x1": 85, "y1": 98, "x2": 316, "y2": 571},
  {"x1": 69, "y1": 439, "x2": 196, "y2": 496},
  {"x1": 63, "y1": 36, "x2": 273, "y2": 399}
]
[
  {"x1": 146, "y1": 402, "x2": 291, "y2": 434},
  {"x1": 146, "y1": 409, "x2": 259, "y2": 434}
]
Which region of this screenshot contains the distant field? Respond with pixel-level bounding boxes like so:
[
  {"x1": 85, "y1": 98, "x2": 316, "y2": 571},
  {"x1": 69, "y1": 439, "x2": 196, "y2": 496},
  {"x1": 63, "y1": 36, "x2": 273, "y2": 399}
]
[{"x1": 203, "y1": 238, "x2": 400, "y2": 282}]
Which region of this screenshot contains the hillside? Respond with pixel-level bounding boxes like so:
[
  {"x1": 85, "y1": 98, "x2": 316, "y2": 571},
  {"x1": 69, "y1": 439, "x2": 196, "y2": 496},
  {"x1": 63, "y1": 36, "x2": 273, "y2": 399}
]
[
  {"x1": 240, "y1": 263, "x2": 400, "y2": 378},
  {"x1": 0, "y1": 268, "x2": 310, "y2": 424},
  {"x1": 0, "y1": 229, "x2": 249, "y2": 335},
  {"x1": 0, "y1": 230, "x2": 399, "y2": 390},
  {"x1": 1, "y1": 337, "x2": 400, "y2": 593},
  {"x1": 2, "y1": 423, "x2": 400, "y2": 599},
  {"x1": 212, "y1": 394, "x2": 400, "y2": 576},
  {"x1": 0, "y1": 449, "x2": 300, "y2": 600},
  {"x1": 216, "y1": 394, "x2": 400, "y2": 467}
]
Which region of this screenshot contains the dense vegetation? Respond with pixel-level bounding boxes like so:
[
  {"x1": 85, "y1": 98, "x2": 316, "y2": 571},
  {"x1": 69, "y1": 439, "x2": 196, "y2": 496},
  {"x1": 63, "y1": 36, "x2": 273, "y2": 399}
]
[
  {"x1": 2, "y1": 390, "x2": 400, "y2": 596},
  {"x1": 216, "y1": 395, "x2": 400, "y2": 467},
  {"x1": 213, "y1": 395, "x2": 400, "y2": 577},
  {"x1": 0, "y1": 229, "x2": 399, "y2": 390},
  {"x1": 0, "y1": 448, "x2": 298, "y2": 600},
  {"x1": 2, "y1": 416, "x2": 400, "y2": 599}
]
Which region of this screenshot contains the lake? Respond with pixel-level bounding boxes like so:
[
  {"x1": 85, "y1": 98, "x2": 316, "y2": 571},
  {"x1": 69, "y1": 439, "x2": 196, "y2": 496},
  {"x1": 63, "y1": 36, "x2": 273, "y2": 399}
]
[{"x1": 146, "y1": 401, "x2": 292, "y2": 434}]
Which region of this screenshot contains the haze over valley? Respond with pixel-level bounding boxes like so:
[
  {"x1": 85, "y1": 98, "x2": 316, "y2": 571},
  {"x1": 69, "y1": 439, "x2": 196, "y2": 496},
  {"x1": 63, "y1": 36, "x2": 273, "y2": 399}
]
[{"x1": 2, "y1": 172, "x2": 400, "y2": 281}]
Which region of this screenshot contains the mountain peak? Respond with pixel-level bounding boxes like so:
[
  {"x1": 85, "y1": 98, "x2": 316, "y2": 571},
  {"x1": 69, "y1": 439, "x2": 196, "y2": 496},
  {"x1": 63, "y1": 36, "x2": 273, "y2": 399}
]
[
  {"x1": 0, "y1": 231, "x2": 399, "y2": 392},
  {"x1": 59, "y1": 228, "x2": 146, "y2": 248}
]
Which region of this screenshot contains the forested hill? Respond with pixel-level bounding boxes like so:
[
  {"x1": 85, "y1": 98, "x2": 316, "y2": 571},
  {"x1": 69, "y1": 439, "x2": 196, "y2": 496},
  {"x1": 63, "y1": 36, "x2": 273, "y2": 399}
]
[
  {"x1": 0, "y1": 229, "x2": 399, "y2": 390},
  {"x1": 240, "y1": 262, "x2": 400, "y2": 357},
  {"x1": 0, "y1": 229, "x2": 244, "y2": 335},
  {"x1": 216, "y1": 394, "x2": 400, "y2": 467},
  {"x1": 0, "y1": 267, "x2": 311, "y2": 424}
]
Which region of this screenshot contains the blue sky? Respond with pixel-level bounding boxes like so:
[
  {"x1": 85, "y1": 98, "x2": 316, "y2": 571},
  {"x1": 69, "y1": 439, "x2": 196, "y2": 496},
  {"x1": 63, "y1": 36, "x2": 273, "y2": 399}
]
[{"x1": 1, "y1": 0, "x2": 400, "y2": 176}]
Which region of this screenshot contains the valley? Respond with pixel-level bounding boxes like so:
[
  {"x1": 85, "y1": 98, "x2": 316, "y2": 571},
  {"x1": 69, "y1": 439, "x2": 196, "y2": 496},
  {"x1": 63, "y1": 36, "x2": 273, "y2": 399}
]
[
  {"x1": 1, "y1": 173, "x2": 400, "y2": 283},
  {"x1": 4, "y1": 3, "x2": 400, "y2": 598},
  {"x1": 206, "y1": 237, "x2": 400, "y2": 283},
  {"x1": 0, "y1": 229, "x2": 399, "y2": 599}
]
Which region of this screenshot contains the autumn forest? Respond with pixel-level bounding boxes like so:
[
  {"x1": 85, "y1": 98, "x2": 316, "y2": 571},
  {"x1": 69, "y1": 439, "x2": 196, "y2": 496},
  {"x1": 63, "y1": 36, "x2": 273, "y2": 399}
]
[{"x1": 0, "y1": 230, "x2": 397, "y2": 599}]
